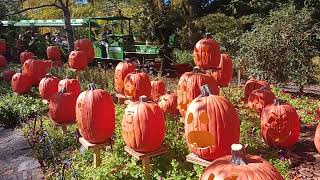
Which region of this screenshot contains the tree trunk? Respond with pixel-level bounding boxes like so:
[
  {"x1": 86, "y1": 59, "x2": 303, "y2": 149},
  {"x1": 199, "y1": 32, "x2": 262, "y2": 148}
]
[{"x1": 62, "y1": 6, "x2": 74, "y2": 52}]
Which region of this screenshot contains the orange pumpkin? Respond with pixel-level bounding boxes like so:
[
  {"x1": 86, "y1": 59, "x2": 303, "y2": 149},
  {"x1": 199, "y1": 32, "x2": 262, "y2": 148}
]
[
  {"x1": 193, "y1": 34, "x2": 221, "y2": 69},
  {"x1": 76, "y1": 84, "x2": 115, "y2": 144},
  {"x1": 22, "y1": 59, "x2": 51, "y2": 85},
  {"x1": 158, "y1": 91, "x2": 179, "y2": 115},
  {"x1": 122, "y1": 96, "x2": 165, "y2": 152},
  {"x1": 11, "y1": 73, "x2": 32, "y2": 94},
  {"x1": 38, "y1": 74, "x2": 59, "y2": 100},
  {"x1": 20, "y1": 51, "x2": 34, "y2": 64},
  {"x1": 261, "y1": 99, "x2": 300, "y2": 148},
  {"x1": 177, "y1": 67, "x2": 219, "y2": 117},
  {"x1": 315, "y1": 123, "x2": 320, "y2": 153},
  {"x1": 0, "y1": 39, "x2": 6, "y2": 54},
  {"x1": 151, "y1": 78, "x2": 166, "y2": 102},
  {"x1": 211, "y1": 53, "x2": 233, "y2": 87},
  {"x1": 248, "y1": 86, "x2": 276, "y2": 114},
  {"x1": 124, "y1": 70, "x2": 151, "y2": 100},
  {"x1": 2, "y1": 70, "x2": 15, "y2": 83},
  {"x1": 68, "y1": 49, "x2": 88, "y2": 70},
  {"x1": 58, "y1": 77, "x2": 81, "y2": 96},
  {"x1": 0, "y1": 55, "x2": 7, "y2": 67},
  {"x1": 75, "y1": 38, "x2": 95, "y2": 63},
  {"x1": 114, "y1": 60, "x2": 136, "y2": 94},
  {"x1": 200, "y1": 144, "x2": 284, "y2": 180},
  {"x1": 47, "y1": 46, "x2": 61, "y2": 61},
  {"x1": 185, "y1": 84, "x2": 240, "y2": 160},
  {"x1": 243, "y1": 78, "x2": 271, "y2": 102}
]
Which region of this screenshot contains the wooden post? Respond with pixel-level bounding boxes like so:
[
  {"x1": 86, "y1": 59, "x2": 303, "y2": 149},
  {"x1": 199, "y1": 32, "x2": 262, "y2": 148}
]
[
  {"x1": 93, "y1": 148, "x2": 101, "y2": 168},
  {"x1": 142, "y1": 158, "x2": 151, "y2": 180},
  {"x1": 237, "y1": 67, "x2": 241, "y2": 87},
  {"x1": 186, "y1": 153, "x2": 211, "y2": 167}
]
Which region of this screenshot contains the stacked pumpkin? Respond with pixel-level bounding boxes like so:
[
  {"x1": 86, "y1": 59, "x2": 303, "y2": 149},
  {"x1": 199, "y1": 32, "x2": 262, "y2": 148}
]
[
  {"x1": 74, "y1": 38, "x2": 95, "y2": 64},
  {"x1": 47, "y1": 45, "x2": 63, "y2": 67}
]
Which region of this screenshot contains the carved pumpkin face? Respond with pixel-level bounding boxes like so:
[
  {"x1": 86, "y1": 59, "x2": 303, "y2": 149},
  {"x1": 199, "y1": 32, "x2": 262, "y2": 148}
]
[
  {"x1": 247, "y1": 87, "x2": 275, "y2": 114},
  {"x1": 114, "y1": 61, "x2": 136, "y2": 94},
  {"x1": 244, "y1": 78, "x2": 271, "y2": 102},
  {"x1": 261, "y1": 100, "x2": 300, "y2": 148},
  {"x1": 158, "y1": 91, "x2": 178, "y2": 115},
  {"x1": 123, "y1": 71, "x2": 151, "y2": 100},
  {"x1": 185, "y1": 85, "x2": 240, "y2": 160},
  {"x1": 193, "y1": 37, "x2": 221, "y2": 69},
  {"x1": 124, "y1": 79, "x2": 136, "y2": 97}
]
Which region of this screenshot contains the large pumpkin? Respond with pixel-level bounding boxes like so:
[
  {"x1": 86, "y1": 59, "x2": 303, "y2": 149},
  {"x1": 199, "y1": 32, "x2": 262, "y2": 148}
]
[
  {"x1": 20, "y1": 51, "x2": 34, "y2": 64},
  {"x1": 75, "y1": 38, "x2": 95, "y2": 63},
  {"x1": 123, "y1": 70, "x2": 151, "y2": 100},
  {"x1": 48, "y1": 88, "x2": 77, "y2": 124},
  {"x1": 211, "y1": 53, "x2": 233, "y2": 87},
  {"x1": 151, "y1": 78, "x2": 166, "y2": 102},
  {"x1": 248, "y1": 86, "x2": 276, "y2": 114},
  {"x1": 193, "y1": 34, "x2": 221, "y2": 69},
  {"x1": 11, "y1": 73, "x2": 32, "y2": 94},
  {"x1": 114, "y1": 60, "x2": 136, "y2": 94},
  {"x1": 68, "y1": 49, "x2": 88, "y2": 70},
  {"x1": 0, "y1": 39, "x2": 6, "y2": 54},
  {"x1": 58, "y1": 77, "x2": 81, "y2": 96},
  {"x1": 122, "y1": 96, "x2": 165, "y2": 152},
  {"x1": 158, "y1": 91, "x2": 179, "y2": 115},
  {"x1": 39, "y1": 74, "x2": 59, "y2": 100},
  {"x1": 261, "y1": 99, "x2": 300, "y2": 148},
  {"x1": 47, "y1": 46, "x2": 61, "y2": 61},
  {"x1": 185, "y1": 84, "x2": 240, "y2": 160},
  {"x1": 177, "y1": 67, "x2": 219, "y2": 117},
  {"x1": 315, "y1": 123, "x2": 320, "y2": 153},
  {"x1": 2, "y1": 70, "x2": 15, "y2": 83},
  {"x1": 243, "y1": 78, "x2": 271, "y2": 102},
  {"x1": 76, "y1": 84, "x2": 115, "y2": 144},
  {"x1": 200, "y1": 144, "x2": 284, "y2": 180},
  {"x1": 0, "y1": 55, "x2": 7, "y2": 67},
  {"x1": 22, "y1": 59, "x2": 51, "y2": 85}
]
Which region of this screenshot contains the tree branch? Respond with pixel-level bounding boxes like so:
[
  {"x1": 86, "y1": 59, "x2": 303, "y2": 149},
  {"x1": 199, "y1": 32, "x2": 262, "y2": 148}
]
[{"x1": 1, "y1": 3, "x2": 57, "y2": 18}]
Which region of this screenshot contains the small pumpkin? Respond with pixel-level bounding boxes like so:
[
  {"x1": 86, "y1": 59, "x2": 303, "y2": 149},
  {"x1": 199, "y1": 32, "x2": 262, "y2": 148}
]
[
  {"x1": 58, "y1": 77, "x2": 81, "y2": 96},
  {"x1": 248, "y1": 86, "x2": 276, "y2": 114},
  {"x1": 158, "y1": 91, "x2": 179, "y2": 115},
  {"x1": 211, "y1": 53, "x2": 233, "y2": 87},
  {"x1": 20, "y1": 50, "x2": 34, "y2": 64},
  {"x1": 75, "y1": 38, "x2": 95, "y2": 63},
  {"x1": 261, "y1": 99, "x2": 300, "y2": 148},
  {"x1": 76, "y1": 83, "x2": 115, "y2": 144},
  {"x1": 314, "y1": 123, "x2": 320, "y2": 153},
  {"x1": 151, "y1": 78, "x2": 166, "y2": 102},
  {"x1": 68, "y1": 49, "x2": 88, "y2": 70},
  {"x1": 0, "y1": 55, "x2": 7, "y2": 67},
  {"x1": 2, "y1": 70, "x2": 16, "y2": 83},
  {"x1": 38, "y1": 74, "x2": 59, "y2": 100},
  {"x1": 124, "y1": 70, "x2": 151, "y2": 100},
  {"x1": 200, "y1": 144, "x2": 284, "y2": 180},
  {"x1": 185, "y1": 84, "x2": 240, "y2": 160},
  {"x1": 22, "y1": 59, "x2": 51, "y2": 85},
  {"x1": 114, "y1": 59, "x2": 136, "y2": 94},
  {"x1": 243, "y1": 77, "x2": 271, "y2": 102},
  {"x1": 47, "y1": 45, "x2": 61, "y2": 61},
  {"x1": 11, "y1": 72, "x2": 32, "y2": 94},
  {"x1": 193, "y1": 34, "x2": 221, "y2": 69},
  {"x1": 122, "y1": 96, "x2": 165, "y2": 152},
  {"x1": 48, "y1": 88, "x2": 77, "y2": 124},
  {"x1": 177, "y1": 67, "x2": 219, "y2": 117}
]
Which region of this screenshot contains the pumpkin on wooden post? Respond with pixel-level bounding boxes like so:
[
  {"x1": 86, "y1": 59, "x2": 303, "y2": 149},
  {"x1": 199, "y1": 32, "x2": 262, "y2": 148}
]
[
  {"x1": 11, "y1": 72, "x2": 32, "y2": 94},
  {"x1": 211, "y1": 53, "x2": 233, "y2": 87},
  {"x1": 39, "y1": 74, "x2": 60, "y2": 100},
  {"x1": 185, "y1": 84, "x2": 240, "y2": 160},
  {"x1": 243, "y1": 77, "x2": 271, "y2": 102},
  {"x1": 158, "y1": 90, "x2": 178, "y2": 115},
  {"x1": 22, "y1": 59, "x2": 51, "y2": 85},
  {"x1": 247, "y1": 86, "x2": 276, "y2": 114},
  {"x1": 20, "y1": 50, "x2": 34, "y2": 64},
  {"x1": 68, "y1": 49, "x2": 88, "y2": 70},
  {"x1": 1, "y1": 70, "x2": 15, "y2": 83},
  {"x1": 114, "y1": 59, "x2": 136, "y2": 94},
  {"x1": 47, "y1": 45, "x2": 62, "y2": 61},
  {"x1": 58, "y1": 76, "x2": 81, "y2": 96},
  {"x1": 75, "y1": 38, "x2": 95, "y2": 63},
  {"x1": 124, "y1": 69, "x2": 152, "y2": 100},
  {"x1": 315, "y1": 123, "x2": 320, "y2": 153},
  {"x1": 151, "y1": 78, "x2": 166, "y2": 102},
  {"x1": 200, "y1": 144, "x2": 284, "y2": 180}
]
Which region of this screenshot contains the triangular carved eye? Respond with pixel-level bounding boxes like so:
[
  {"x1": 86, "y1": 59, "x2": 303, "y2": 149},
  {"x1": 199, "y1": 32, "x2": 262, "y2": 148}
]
[
  {"x1": 199, "y1": 112, "x2": 209, "y2": 124},
  {"x1": 187, "y1": 113, "x2": 193, "y2": 124}
]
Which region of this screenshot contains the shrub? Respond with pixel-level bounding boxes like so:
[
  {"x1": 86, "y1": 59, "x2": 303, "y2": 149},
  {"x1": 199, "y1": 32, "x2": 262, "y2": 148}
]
[{"x1": 172, "y1": 49, "x2": 194, "y2": 65}]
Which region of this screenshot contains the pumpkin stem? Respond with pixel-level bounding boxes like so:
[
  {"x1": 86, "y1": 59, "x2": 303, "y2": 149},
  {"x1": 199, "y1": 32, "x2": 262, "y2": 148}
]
[
  {"x1": 139, "y1": 95, "x2": 148, "y2": 103},
  {"x1": 124, "y1": 58, "x2": 132, "y2": 63},
  {"x1": 59, "y1": 87, "x2": 67, "y2": 93},
  {"x1": 260, "y1": 86, "x2": 267, "y2": 91},
  {"x1": 45, "y1": 73, "x2": 52, "y2": 78},
  {"x1": 88, "y1": 83, "x2": 97, "y2": 90},
  {"x1": 134, "y1": 68, "x2": 140, "y2": 73},
  {"x1": 230, "y1": 144, "x2": 247, "y2": 165},
  {"x1": 166, "y1": 90, "x2": 171, "y2": 94},
  {"x1": 273, "y1": 99, "x2": 285, "y2": 106},
  {"x1": 200, "y1": 84, "x2": 212, "y2": 97},
  {"x1": 205, "y1": 32, "x2": 212, "y2": 39},
  {"x1": 193, "y1": 66, "x2": 202, "y2": 73}
]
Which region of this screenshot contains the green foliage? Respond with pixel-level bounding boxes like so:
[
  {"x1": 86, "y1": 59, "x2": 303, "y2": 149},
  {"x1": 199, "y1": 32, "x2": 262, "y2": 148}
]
[{"x1": 173, "y1": 49, "x2": 194, "y2": 65}]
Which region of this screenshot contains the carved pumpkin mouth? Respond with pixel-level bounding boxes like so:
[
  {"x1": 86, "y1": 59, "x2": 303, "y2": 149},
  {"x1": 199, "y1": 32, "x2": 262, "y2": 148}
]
[
  {"x1": 267, "y1": 129, "x2": 292, "y2": 143},
  {"x1": 187, "y1": 131, "x2": 215, "y2": 149}
]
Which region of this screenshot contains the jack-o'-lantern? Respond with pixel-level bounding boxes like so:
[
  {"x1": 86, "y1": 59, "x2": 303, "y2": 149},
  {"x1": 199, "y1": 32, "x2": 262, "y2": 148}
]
[
  {"x1": 38, "y1": 74, "x2": 59, "y2": 100},
  {"x1": 1, "y1": 70, "x2": 15, "y2": 83},
  {"x1": 248, "y1": 86, "x2": 276, "y2": 114},
  {"x1": 114, "y1": 59, "x2": 136, "y2": 94},
  {"x1": 200, "y1": 144, "x2": 284, "y2": 180},
  {"x1": 261, "y1": 99, "x2": 300, "y2": 148},
  {"x1": 158, "y1": 91, "x2": 178, "y2": 115},
  {"x1": 151, "y1": 78, "x2": 166, "y2": 102},
  {"x1": 123, "y1": 70, "x2": 151, "y2": 100},
  {"x1": 58, "y1": 77, "x2": 81, "y2": 96},
  {"x1": 177, "y1": 67, "x2": 219, "y2": 117},
  {"x1": 20, "y1": 50, "x2": 34, "y2": 64},
  {"x1": 315, "y1": 123, "x2": 320, "y2": 153},
  {"x1": 185, "y1": 84, "x2": 240, "y2": 160},
  {"x1": 243, "y1": 77, "x2": 271, "y2": 102},
  {"x1": 122, "y1": 96, "x2": 165, "y2": 152},
  {"x1": 211, "y1": 53, "x2": 233, "y2": 87}
]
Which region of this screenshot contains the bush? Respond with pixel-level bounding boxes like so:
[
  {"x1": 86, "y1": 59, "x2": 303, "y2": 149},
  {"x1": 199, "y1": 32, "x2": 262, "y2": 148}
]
[{"x1": 172, "y1": 49, "x2": 194, "y2": 65}]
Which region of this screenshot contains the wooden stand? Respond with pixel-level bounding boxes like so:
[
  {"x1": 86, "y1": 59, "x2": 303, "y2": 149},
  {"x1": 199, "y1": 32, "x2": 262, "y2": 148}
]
[
  {"x1": 79, "y1": 137, "x2": 112, "y2": 168},
  {"x1": 186, "y1": 153, "x2": 211, "y2": 167},
  {"x1": 53, "y1": 121, "x2": 75, "y2": 134},
  {"x1": 124, "y1": 146, "x2": 168, "y2": 180},
  {"x1": 115, "y1": 93, "x2": 133, "y2": 105},
  {"x1": 69, "y1": 68, "x2": 81, "y2": 81}
]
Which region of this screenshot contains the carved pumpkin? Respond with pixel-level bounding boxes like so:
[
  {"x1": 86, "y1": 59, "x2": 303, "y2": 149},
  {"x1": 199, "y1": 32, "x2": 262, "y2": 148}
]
[
  {"x1": 22, "y1": 59, "x2": 51, "y2": 85},
  {"x1": 114, "y1": 60, "x2": 136, "y2": 94},
  {"x1": 39, "y1": 74, "x2": 59, "y2": 100},
  {"x1": 11, "y1": 73, "x2": 32, "y2": 94},
  {"x1": 211, "y1": 53, "x2": 233, "y2": 87},
  {"x1": 48, "y1": 88, "x2": 77, "y2": 124},
  {"x1": 177, "y1": 67, "x2": 219, "y2": 117},
  {"x1": 151, "y1": 78, "x2": 166, "y2": 102},
  {"x1": 47, "y1": 46, "x2": 61, "y2": 61},
  {"x1": 185, "y1": 84, "x2": 240, "y2": 160},
  {"x1": 248, "y1": 86, "x2": 276, "y2": 114},
  {"x1": 244, "y1": 78, "x2": 271, "y2": 102},
  {"x1": 68, "y1": 49, "x2": 88, "y2": 70},
  {"x1": 200, "y1": 144, "x2": 284, "y2": 180},
  {"x1": 261, "y1": 99, "x2": 300, "y2": 148},
  {"x1": 58, "y1": 77, "x2": 81, "y2": 96},
  {"x1": 193, "y1": 34, "x2": 221, "y2": 69},
  {"x1": 75, "y1": 38, "x2": 95, "y2": 63},
  {"x1": 315, "y1": 123, "x2": 320, "y2": 153},
  {"x1": 0, "y1": 39, "x2": 6, "y2": 54},
  {"x1": 2, "y1": 70, "x2": 15, "y2": 83},
  {"x1": 0, "y1": 55, "x2": 7, "y2": 67},
  {"x1": 76, "y1": 84, "x2": 115, "y2": 143},
  {"x1": 124, "y1": 70, "x2": 151, "y2": 100},
  {"x1": 20, "y1": 50, "x2": 34, "y2": 64},
  {"x1": 158, "y1": 91, "x2": 179, "y2": 115},
  {"x1": 122, "y1": 96, "x2": 165, "y2": 152}
]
